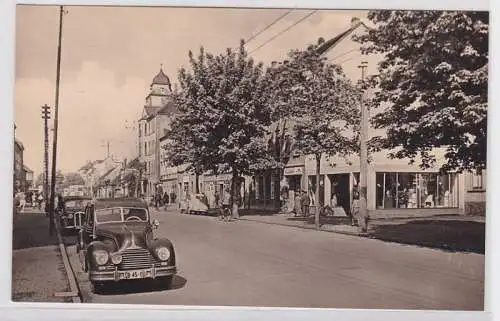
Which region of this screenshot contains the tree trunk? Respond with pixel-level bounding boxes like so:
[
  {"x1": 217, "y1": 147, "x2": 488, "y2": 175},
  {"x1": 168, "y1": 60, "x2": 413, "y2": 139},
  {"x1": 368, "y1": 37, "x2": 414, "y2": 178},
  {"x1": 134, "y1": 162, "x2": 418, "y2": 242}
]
[
  {"x1": 136, "y1": 171, "x2": 141, "y2": 198},
  {"x1": 315, "y1": 154, "x2": 321, "y2": 231},
  {"x1": 231, "y1": 170, "x2": 240, "y2": 219},
  {"x1": 195, "y1": 173, "x2": 200, "y2": 194}
]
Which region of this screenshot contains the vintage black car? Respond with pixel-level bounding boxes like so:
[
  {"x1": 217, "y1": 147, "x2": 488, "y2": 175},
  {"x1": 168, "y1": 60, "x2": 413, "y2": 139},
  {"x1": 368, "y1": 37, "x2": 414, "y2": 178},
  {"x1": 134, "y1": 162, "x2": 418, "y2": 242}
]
[
  {"x1": 75, "y1": 197, "x2": 177, "y2": 293},
  {"x1": 58, "y1": 195, "x2": 92, "y2": 234}
]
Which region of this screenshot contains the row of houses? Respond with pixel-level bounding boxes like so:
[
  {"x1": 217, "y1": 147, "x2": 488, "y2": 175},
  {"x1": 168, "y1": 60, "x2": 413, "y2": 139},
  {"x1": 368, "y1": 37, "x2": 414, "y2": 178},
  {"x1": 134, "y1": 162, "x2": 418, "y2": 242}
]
[
  {"x1": 13, "y1": 124, "x2": 34, "y2": 194},
  {"x1": 109, "y1": 17, "x2": 486, "y2": 218}
]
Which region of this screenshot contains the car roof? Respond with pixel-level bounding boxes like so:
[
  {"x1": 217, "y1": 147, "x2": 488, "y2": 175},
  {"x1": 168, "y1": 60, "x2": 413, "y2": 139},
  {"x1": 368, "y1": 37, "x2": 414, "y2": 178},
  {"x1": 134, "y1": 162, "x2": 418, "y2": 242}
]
[
  {"x1": 63, "y1": 195, "x2": 92, "y2": 201},
  {"x1": 93, "y1": 197, "x2": 148, "y2": 210}
]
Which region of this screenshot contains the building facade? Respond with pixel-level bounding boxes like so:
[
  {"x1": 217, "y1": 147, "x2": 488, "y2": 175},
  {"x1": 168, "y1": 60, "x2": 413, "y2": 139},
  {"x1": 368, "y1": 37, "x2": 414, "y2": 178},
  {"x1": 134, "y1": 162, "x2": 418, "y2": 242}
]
[
  {"x1": 14, "y1": 138, "x2": 25, "y2": 194},
  {"x1": 245, "y1": 17, "x2": 487, "y2": 217},
  {"x1": 23, "y1": 165, "x2": 34, "y2": 191},
  {"x1": 137, "y1": 67, "x2": 177, "y2": 198}
]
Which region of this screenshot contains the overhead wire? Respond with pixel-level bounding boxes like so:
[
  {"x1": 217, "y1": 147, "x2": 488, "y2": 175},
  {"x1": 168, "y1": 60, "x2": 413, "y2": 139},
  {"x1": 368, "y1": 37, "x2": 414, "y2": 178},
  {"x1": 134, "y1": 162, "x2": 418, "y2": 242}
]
[
  {"x1": 245, "y1": 9, "x2": 294, "y2": 45},
  {"x1": 249, "y1": 10, "x2": 318, "y2": 55}
]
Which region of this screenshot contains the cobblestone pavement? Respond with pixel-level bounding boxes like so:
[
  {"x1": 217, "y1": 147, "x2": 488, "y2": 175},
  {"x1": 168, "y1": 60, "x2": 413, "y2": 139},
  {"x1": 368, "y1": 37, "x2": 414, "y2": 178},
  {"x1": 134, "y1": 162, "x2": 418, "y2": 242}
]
[{"x1": 11, "y1": 211, "x2": 71, "y2": 303}]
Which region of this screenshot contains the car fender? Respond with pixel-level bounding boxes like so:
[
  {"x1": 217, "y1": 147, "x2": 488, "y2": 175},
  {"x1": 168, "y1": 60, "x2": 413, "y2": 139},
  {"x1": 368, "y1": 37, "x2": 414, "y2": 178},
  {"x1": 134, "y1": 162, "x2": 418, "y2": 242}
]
[
  {"x1": 149, "y1": 238, "x2": 176, "y2": 265},
  {"x1": 86, "y1": 240, "x2": 114, "y2": 268}
]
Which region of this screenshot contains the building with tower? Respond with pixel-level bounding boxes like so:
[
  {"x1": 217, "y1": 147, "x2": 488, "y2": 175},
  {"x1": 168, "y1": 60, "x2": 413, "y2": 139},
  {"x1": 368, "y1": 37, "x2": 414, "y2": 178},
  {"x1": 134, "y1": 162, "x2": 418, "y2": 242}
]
[{"x1": 137, "y1": 67, "x2": 178, "y2": 198}]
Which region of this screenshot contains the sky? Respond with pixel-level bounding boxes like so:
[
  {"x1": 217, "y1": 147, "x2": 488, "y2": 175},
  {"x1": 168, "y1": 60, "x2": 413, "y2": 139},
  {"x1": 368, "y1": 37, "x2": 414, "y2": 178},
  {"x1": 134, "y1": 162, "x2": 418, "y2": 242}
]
[{"x1": 14, "y1": 5, "x2": 380, "y2": 176}]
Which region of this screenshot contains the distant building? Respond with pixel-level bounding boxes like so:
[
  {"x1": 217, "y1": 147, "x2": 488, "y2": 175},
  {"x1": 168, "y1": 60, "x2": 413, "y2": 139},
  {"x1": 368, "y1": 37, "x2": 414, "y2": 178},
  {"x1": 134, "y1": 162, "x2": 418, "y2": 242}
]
[
  {"x1": 23, "y1": 165, "x2": 34, "y2": 191},
  {"x1": 14, "y1": 138, "x2": 25, "y2": 194}
]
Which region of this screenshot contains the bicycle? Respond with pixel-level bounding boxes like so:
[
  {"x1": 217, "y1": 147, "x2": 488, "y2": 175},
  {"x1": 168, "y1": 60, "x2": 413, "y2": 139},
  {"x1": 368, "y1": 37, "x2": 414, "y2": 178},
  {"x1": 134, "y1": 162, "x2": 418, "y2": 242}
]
[{"x1": 218, "y1": 205, "x2": 232, "y2": 222}]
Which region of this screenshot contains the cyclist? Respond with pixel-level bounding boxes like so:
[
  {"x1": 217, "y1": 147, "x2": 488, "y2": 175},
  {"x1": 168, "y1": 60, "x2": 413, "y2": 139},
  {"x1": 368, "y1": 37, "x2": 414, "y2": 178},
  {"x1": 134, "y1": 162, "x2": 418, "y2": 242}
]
[{"x1": 221, "y1": 187, "x2": 232, "y2": 222}]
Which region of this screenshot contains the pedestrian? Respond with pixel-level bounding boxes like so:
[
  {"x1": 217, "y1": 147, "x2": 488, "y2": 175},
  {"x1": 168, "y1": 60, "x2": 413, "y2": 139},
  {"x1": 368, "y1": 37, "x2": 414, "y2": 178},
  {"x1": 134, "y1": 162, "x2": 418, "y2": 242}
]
[
  {"x1": 300, "y1": 190, "x2": 310, "y2": 217},
  {"x1": 293, "y1": 190, "x2": 302, "y2": 217},
  {"x1": 18, "y1": 192, "x2": 26, "y2": 212},
  {"x1": 31, "y1": 193, "x2": 37, "y2": 208},
  {"x1": 351, "y1": 187, "x2": 360, "y2": 226},
  {"x1": 163, "y1": 192, "x2": 169, "y2": 210}
]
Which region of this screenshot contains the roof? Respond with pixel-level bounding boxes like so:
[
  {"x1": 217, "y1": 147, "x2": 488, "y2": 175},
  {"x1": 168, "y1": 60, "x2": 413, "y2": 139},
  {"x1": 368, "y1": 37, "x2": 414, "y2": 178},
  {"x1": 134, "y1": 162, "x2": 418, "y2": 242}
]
[
  {"x1": 98, "y1": 167, "x2": 116, "y2": 182},
  {"x1": 158, "y1": 100, "x2": 178, "y2": 116},
  {"x1": 140, "y1": 106, "x2": 163, "y2": 121},
  {"x1": 63, "y1": 195, "x2": 92, "y2": 201},
  {"x1": 93, "y1": 197, "x2": 148, "y2": 210},
  {"x1": 316, "y1": 19, "x2": 368, "y2": 56},
  {"x1": 14, "y1": 139, "x2": 24, "y2": 150},
  {"x1": 152, "y1": 68, "x2": 171, "y2": 86}
]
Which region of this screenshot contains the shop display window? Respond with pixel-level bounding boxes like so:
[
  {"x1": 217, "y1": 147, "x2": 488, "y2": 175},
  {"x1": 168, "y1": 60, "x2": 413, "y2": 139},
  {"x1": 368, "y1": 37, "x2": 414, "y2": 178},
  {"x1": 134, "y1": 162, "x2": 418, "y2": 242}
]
[{"x1": 375, "y1": 172, "x2": 458, "y2": 209}]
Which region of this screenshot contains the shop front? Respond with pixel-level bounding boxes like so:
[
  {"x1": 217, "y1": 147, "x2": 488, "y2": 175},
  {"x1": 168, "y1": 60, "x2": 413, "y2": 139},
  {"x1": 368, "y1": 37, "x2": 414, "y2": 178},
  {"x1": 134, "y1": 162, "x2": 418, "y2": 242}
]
[
  {"x1": 201, "y1": 173, "x2": 232, "y2": 209},
  {"x1": 160, "y1": 171, "x2": 178, "y2": 204},
  {"x1": 283, "y1": 166, "x2": 305, "y2": 212},
  {"x1": 304, "y1": 149, "x2": 462, "y2": 218},
  {"x1": 373, "y1": 171, "x2": 459, "y2": 212}
]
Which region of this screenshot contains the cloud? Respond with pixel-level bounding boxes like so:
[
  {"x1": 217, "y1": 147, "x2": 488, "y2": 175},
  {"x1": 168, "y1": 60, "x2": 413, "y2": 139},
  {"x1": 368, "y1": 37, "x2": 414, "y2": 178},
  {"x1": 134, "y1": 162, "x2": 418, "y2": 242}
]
[
  {"x1": 15, "y1": 6, "x2": 374, "y2": 176},
  {"x1": 15, "y1": 61, "x2": 145, "y2": 175}
]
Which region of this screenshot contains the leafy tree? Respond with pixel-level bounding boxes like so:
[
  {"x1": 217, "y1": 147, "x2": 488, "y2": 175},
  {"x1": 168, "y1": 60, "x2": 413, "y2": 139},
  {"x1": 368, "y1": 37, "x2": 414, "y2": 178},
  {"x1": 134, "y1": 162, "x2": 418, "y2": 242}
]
[
  {"x1": 165, "y1": 40, "x2": 275, "y2": 218},
  {"x1": 354, "y1": 10, "x2": 488, "y2": 172},
  {"x1": 35, "y1": 173, "x2": 44, "y2": 187},
  {"x1": 62, "y1": 172, "x2": 85, "y2": 188},
  {"x1": 266, "y1": 39, "x2": 361, "y2": 229}
]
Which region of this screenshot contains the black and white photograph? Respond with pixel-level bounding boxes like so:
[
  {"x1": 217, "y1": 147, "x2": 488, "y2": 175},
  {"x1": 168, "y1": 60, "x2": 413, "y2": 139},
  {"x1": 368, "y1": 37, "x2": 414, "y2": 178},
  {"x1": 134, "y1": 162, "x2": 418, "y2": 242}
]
[{"x1": 11, "y1": 4, "x2": 488, "y2": 311}]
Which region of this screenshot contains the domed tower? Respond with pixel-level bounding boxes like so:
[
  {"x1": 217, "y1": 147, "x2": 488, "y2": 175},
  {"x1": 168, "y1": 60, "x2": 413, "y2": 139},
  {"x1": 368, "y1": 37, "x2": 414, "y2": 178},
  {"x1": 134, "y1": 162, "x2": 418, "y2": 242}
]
[{"x1": 145, "y1": 65, "x2": 172, "y2": 107}]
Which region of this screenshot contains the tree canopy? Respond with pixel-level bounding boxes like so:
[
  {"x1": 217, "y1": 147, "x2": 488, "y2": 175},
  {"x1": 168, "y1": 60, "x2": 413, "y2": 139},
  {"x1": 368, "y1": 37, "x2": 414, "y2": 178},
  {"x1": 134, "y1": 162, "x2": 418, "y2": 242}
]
[
  {"x1": 266, "y1": 39, "x2": 361, "y2": 163},
  {"x1": 355, "y1": 10, "x2": 488, "y2": 172},
  {"x1": 164, "y1": 40, "x2": 275, "y2": 177}
]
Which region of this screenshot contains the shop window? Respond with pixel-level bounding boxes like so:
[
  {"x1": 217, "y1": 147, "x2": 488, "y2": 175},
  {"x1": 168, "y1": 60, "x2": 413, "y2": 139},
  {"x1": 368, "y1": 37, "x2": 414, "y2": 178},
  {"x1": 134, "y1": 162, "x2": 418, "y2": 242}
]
[
  {"x1": 308, "y1": 176, "x2": 317, "y2": 206},
  {"x1": 375, "y1": 173, "x2": 384, "y2": 209},
  {"x1": 270, "y1": 175, "x2": 275, "y2": 200},
  {"x1": 472, "y1": 172, "x2": 484, "y2": 190},
  {"x1": 375, "y1": 172, "x2": 458, "y2": 209}
]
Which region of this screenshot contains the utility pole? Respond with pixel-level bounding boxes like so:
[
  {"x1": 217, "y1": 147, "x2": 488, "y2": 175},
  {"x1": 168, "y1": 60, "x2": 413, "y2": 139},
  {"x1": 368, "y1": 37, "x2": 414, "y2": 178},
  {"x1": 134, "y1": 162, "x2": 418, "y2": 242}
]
[
  {"x1": 41, "y1": 105, "x2": 51, "y2": 209},
  {"x1": 101, "y1": 140, "x2": 110, "y2": 158},
  {"x1": 357, "y1": 61, "x2": 369, "y2": 234},
  {"x1": 49, "y1": 5, "x2": 64, "y2": 236}
]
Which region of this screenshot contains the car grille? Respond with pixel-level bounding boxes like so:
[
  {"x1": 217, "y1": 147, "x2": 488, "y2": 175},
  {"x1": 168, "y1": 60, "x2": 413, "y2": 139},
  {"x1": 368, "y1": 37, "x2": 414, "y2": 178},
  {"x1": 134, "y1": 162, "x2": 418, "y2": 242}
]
[{"x1": 120, "y1": 248, "x2": 160, "y2": 270}]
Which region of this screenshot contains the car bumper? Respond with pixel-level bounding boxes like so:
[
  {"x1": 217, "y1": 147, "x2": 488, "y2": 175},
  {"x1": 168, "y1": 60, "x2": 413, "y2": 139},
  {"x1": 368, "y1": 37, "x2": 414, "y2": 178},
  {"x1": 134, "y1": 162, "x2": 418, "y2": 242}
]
[{"x1": 89, "y1": 265, "x2": 177, "y2": 282}]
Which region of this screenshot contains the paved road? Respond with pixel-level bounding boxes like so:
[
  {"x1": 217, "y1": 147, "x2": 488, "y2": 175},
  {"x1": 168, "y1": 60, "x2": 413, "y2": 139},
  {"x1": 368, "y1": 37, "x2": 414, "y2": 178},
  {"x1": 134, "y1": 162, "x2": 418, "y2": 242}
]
[{"x1": 66, "y1": 208, "x2": 484, "y2": 310}]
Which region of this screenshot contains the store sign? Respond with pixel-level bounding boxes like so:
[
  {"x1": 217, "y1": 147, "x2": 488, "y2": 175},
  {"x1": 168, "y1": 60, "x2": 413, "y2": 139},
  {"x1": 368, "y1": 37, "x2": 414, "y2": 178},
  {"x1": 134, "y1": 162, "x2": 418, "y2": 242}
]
[{"x1": 284, "y1": 167, "x2": 303, "y2": 176}]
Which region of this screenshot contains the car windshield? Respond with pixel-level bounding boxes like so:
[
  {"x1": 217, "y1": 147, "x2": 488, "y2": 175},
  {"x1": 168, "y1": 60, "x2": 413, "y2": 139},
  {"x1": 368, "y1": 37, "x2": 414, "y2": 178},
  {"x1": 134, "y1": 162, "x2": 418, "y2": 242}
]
[
  {"x1": 95, "y1": 207, "x2": 148, "y2": 223},
  {"x1": 65, "y1": 200, "x2": 88, "y2": 208}
]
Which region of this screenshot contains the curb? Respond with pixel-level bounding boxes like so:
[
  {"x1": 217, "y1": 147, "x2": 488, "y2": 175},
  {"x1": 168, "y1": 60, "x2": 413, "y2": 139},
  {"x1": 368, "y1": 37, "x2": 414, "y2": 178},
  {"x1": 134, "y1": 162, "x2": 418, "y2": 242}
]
[
  {"x1": 239, "y1": 217, "x2": 367, "y2": 238},
  {"x1": 53, "y1": 216, "x2": 82, "y2": 303}
]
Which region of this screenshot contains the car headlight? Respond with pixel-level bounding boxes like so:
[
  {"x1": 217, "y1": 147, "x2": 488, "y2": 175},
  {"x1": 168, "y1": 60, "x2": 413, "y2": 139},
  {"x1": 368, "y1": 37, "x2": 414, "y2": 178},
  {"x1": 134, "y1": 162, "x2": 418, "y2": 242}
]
[
  {"x1": 68, "y1": 213, "x2": 73, "y2": 219},
  {"x1": 156, "y1": 247, "x2": 170, "y2": 261},
  {"x1": 93, "y1": 250, "x2": 109, "y2": 265},
  {"x1": 111, "y1": 254, "x2": 122, "y2": 265}
]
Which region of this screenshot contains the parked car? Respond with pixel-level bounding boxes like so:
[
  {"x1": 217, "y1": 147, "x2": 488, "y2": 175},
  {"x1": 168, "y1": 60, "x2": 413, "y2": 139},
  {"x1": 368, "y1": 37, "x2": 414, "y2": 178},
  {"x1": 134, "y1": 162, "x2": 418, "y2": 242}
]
[
  {"x1": 75, "y1": 197, "x2": 177, "y2": 293},
  {"x1": 187, "y1": 194, "x2": 209, "y2": 215},
  {"x1": 59, "y1": 195, "x2": 92, "y2": 234}
]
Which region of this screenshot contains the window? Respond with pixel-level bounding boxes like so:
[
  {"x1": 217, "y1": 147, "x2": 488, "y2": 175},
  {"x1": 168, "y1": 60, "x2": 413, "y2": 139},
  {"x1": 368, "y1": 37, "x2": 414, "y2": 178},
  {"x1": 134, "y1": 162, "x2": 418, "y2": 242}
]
[
  {"x1": 472, "y1": 172, "x2": 484, "y2": 190},
  {"x1": 270, "y1": 175, "x2": 275, "y2": 200},
  {"x1": 375, "y1": 172, "x2": 458, "y2": 209}
]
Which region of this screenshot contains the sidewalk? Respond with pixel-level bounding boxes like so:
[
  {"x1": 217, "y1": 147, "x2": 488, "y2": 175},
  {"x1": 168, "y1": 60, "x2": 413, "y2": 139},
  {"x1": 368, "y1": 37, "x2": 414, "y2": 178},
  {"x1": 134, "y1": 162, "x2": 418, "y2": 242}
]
[
  {"x1": 11, "y1": 210, "x2": 72, "y2": 303},
  {"x1": 239, "y1": 210, "x2": 485, "y2": 254}
]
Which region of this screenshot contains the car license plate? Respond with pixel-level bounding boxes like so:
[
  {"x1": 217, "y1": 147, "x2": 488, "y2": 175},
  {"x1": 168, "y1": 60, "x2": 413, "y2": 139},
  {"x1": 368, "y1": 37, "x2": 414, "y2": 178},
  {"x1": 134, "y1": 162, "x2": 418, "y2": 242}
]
[{"x1": 118, "y1": 269, "x2": 153, "y2": 280}]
